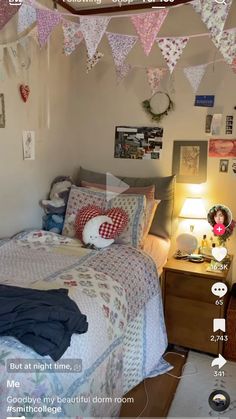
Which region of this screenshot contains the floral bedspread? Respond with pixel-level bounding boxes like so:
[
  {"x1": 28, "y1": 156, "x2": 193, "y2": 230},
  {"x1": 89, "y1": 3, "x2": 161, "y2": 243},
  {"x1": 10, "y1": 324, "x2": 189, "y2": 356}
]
[{"x1": 0, "y1": 230, "x2": 170, "y2": 418}]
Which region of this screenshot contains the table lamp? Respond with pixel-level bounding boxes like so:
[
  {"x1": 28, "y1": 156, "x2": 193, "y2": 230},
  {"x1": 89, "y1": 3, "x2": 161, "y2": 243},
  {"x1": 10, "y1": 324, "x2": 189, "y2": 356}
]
[{"x1": 176, "y1": 197, "x2": 207, "y2": 255}]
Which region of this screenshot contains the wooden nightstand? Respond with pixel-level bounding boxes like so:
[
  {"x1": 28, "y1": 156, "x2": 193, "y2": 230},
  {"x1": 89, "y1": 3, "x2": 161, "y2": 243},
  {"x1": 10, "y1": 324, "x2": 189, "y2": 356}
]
[{"x1": 162, "y1": 257, "x2": 232, "y2": 355}]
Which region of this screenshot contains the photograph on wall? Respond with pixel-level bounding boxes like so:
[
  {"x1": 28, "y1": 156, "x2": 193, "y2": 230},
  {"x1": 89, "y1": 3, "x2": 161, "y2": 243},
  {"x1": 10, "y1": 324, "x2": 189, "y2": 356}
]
[
  {"x1": 219, "y1": 159, "x2": 229, "y2": 173},
  {"x1": 22, "y1": 130, "x2": 35, "y2": 160},
  {"x1": 0, "y1": 94, "x2": 5, "y2": 128},
  {"x1": 230, "y1": 159, "x2": 236, "y2": 175},
  {"x1": 172, "y1": 140, "x2": 208, "y2": 183},
  {"x1": 209, "y1": 139, "x2": 236, "y2": 157},
  {"x1": 114, "y1": 126, "x2": 163, "y2": 160}
]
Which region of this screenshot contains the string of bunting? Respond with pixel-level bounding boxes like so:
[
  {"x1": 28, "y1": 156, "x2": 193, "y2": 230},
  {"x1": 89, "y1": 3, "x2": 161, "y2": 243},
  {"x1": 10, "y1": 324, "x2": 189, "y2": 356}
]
[{"x1": 0, "y1": 0, "x2": 235, "y2": 87}]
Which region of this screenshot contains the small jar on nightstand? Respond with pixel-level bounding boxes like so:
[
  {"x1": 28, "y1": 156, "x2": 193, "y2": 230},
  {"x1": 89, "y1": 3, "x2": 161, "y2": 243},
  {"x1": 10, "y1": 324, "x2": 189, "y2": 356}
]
[{"x1": 162, "y1": 256, "x2": 233, "y2": 355}]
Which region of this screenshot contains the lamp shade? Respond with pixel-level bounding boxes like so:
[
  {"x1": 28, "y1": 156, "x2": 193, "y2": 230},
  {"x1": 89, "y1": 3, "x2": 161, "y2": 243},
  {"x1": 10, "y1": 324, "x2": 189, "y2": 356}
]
[{"x1": 179, "y1": 198, "x2": 207, "y2": 219}]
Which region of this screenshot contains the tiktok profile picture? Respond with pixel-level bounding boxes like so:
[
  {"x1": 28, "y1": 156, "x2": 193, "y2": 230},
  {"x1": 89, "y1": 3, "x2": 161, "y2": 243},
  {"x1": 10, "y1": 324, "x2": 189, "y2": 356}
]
[{"x1": 207, "y1": 204, "x2": 232, "y2": 229}]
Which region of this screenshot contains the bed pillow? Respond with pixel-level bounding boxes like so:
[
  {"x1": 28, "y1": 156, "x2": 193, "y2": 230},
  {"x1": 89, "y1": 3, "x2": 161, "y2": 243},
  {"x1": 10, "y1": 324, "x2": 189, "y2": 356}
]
[
  {"x1": 76, "y1": 167, "x2": 176, "y2": 239},
  {"x1": 81, "y1": 180, "x2": 155, "y2": 200},
  {"x1": 63, "y1": 186, "x2": 146, "y2": 248}
]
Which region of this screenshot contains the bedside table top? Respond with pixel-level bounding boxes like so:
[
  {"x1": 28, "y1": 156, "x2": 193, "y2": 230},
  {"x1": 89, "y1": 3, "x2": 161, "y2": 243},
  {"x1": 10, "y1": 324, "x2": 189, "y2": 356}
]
[{"x1": 163, "y1": 256, "x2": 233, "y2": 280}]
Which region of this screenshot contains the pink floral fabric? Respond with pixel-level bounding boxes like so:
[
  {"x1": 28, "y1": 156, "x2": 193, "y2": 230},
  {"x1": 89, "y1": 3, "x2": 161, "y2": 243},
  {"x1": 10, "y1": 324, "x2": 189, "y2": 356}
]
[
  {"x1": 146, "y1": 67, "x2": 166, "y2": 94},
  {"x1": 106, "y1": 32, "x2": 137, "y2": 68},
  {"x1": 36, "y1": 9, "x2": 61, "y2": 47},
  {"x1": 80, "y1": 16, "x2": 110, "y2": 59},
  {"x1": 131, "y1": 11, "x2": 168, "y2": 56},
  {"x1": 215, "y1": 28, "x2": 236, "y2": 65},
  {"x1": 183, "y1": 63, "x2": 208, "y2": 93},
  {"x1": 157, "y1": 37, "x2": 189, "y2": 73},
  {"x1": 62, "y1": 20, "x2": 83, "y2": 56},
  {"x1": 0, "y1": 0, "x2": 21, "y2": 30}
]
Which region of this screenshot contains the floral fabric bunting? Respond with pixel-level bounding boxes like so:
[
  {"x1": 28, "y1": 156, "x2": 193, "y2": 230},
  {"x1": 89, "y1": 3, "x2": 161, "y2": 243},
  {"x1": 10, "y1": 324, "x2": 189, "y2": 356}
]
[
  {"x1": 80, "y1": 16, "x2": 111, "y2": 59},
  {"x1": 116, "y1": 63, "x2": 132, "y2": 84},
  {"x1": 146, "y1": 67, "x2": 166, "y2": 94},
  {"x1": 183, "y1": 63, "x2": 208, "y2": 93},
  {"x1": 157, "y1": 37, "x2": 189, "y2": 73},
  {"x1": 36, "y1": 9, "x2": 61, "y2": 48},
  {"x1": 106, "y1": 32, "x2": 137, "y2": 68},
  {"x1": 86, "y1": 51, "x2": 104, "y2": 73},
  {"x1": 17, "y1": 3, "x2": 36, "y2": 34},
  {"x1": 0, "y1": 0, "x2": 21, "y2": 30},
  {"x1": 214, "y1": 28, "x2": 236, "y2": 65},
  {"x1": 191, "y1": 0, "x2": 233, "y2": 46},
  {"x1": 62, "y1": 20, "x2": 83, "y2": 56},
  {"x1": 131, "y1": 11, "x2": 168, "y2": 56}
]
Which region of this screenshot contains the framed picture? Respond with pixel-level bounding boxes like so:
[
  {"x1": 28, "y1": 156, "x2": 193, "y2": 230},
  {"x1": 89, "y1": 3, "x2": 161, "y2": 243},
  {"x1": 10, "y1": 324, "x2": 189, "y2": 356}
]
[
  {"x1": 0, "y1": 94, "x2": 5, "y2": 128},
  {"x1": 219, "y1": 159, "x2": 229, "y2": 173},
  {"x1": 22, "y1": 130, "x2": 35, "y2": 160},
  {"x1": 172, "y1": 141, "x2": 208, "y2": 183},
  {"x1": 114, "y1": 126, "x2": 163, "y2": 160}
]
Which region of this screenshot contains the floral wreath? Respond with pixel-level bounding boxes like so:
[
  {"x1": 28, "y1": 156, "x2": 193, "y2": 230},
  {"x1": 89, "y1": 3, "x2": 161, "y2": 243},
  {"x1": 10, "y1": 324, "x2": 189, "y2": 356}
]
[{"x1": 142, "y1": 91, "x2": 174, "y2": 122}]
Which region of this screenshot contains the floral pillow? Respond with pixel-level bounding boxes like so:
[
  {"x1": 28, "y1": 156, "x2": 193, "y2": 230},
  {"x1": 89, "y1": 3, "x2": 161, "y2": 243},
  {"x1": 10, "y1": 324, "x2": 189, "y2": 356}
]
[{"x1": 62, "y1": 186, "x2": 146, "y2": 248}]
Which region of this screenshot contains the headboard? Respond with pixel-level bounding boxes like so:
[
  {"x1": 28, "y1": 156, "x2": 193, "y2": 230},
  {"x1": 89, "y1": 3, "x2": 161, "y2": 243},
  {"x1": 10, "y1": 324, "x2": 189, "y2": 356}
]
[{"x1": 76, "y1": 167, "x2": 176, "y2": 239}]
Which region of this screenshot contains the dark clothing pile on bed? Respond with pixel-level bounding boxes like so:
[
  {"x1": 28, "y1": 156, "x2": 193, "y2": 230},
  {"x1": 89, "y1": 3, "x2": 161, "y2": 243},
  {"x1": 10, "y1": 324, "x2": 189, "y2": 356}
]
[{"x1": 0, "y1": 284, "x2": 88, "y2": 361}]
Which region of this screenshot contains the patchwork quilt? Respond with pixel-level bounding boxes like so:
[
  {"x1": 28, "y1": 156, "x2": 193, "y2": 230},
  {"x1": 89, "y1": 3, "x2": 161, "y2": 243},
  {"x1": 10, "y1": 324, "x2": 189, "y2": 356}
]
[{"x1": 0, "y1": 230, "x2": 170, "y2": 418}]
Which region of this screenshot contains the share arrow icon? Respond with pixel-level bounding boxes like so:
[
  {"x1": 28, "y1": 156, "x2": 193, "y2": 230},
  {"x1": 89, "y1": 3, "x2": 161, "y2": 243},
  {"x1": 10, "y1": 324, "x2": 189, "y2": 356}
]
[{"x1": 211, "y1": 354, "x2": 227, "y2": 369}]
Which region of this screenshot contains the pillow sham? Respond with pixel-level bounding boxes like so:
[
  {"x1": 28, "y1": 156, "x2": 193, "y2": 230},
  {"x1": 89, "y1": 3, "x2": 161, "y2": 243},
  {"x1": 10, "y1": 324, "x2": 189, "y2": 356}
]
[
  {"x1": 62, "y1": 186, "x2": 146, "y2": 248},
  {"x1": 81, "y1": 180, "x2": 155, "y2": 200}
]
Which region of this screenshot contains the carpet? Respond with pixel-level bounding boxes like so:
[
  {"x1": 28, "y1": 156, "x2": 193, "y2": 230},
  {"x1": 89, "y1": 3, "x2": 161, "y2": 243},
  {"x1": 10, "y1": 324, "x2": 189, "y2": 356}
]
[{"x1": 167, "y1": 351, "x2": 236, "y2": 418}]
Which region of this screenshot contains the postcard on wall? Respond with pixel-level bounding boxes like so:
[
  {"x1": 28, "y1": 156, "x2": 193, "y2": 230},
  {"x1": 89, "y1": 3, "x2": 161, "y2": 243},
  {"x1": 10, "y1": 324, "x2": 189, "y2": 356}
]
[
  {"x1": 208, "y1": 139, "x2": 236, "y2": 157},
  {"x1": 230, "y1": 159, "x2": 236, "y2": 175},
  {"x1": 22, "y1": 131, "x2": 35, "y2": 160},
  {"x1": 114, "y1": 126, "x2": 163, "y2": 160},
  {"x1": 172, "y1": 140, "x2": 208, "y2": 183}
]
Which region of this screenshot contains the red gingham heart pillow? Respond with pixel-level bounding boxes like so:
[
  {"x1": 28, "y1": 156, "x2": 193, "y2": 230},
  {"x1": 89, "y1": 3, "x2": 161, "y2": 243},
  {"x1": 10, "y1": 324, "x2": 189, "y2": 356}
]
[{"x1": 75, "y1": 205, "x2": 128, "y2": 241}]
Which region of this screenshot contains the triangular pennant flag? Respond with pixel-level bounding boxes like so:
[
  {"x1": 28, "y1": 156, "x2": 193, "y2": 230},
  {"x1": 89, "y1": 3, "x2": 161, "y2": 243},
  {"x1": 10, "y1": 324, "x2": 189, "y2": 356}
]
[
  {"x1": 106, "y1": 32, "x2": 137, "y2": 68},
  {"x1": 191, "y1": 0, "x2": 233, "y2": 46},
  {"x1": 0, "y1": 0, "x2": 21, "y2": 31},
  {"x1": 116, "y1": 63, "x2": 132, "y2": 84},
  {"x1": 183, "y1": 63, "x2": 208, "y2": 93},
  {"x1": 213, "y1": 28, "x2": 236, "y2": 65},
  {"x1": 7, "y1": 44, "x2": 20, "y2": 73},
  {"x1": 80, "y1": 16, "x2": 110, "y2": 59},
  {"x1": 232, "y1": 57, "x2": 236, "y2": 74},
  {"x1": 131, "y1": 11, "x2": 168, "y2": 56},
  {"x1": 0, "y1": 47, "x2": 5, "y2": 80},
  {"x1": 86, "y1": 51, "x2": 104, "y2": 73},
  {"x1": 36, "y1": 9, "x2": 61, "y2": 47},
  {"x1": 157, "y1": 37, "x2": 189, "y2": 73},
  {"x1": 146, "y1": 67, "x2": 166, "y2": 94},
  {"x1": 62, "y1": 20, "x2": 83, "y2": 56},
  {"x1": 17, "y1": 3, "x2": 36, "y2": 34}
]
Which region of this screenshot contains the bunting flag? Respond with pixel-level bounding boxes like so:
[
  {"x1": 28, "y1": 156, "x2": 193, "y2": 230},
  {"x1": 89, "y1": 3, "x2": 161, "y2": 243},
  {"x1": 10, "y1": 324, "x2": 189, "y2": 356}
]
[
  {"x1": 232, "y1": 57, "x2": 236, "y2": 74},
  {"x1": 191, "y1": 0, "x2": 233, "y2": 46},
  {"x1": 131, "y1": 11, "x2": 168, "y2": 56},
  {"x1": 116, "y1": 63, "x2": 132, "y2": 84},
  {"x1": 80, "y1": 16, "x2": 111, "y2": 59},
  {"x1": 157, "y1": 37, "x2": 189, "y2": 73},
  {"x1": 36, "y1": 9, "x2": 61, "y2": 47},
  {"x1": 17, "y1": 3, "x2": 36, "y2": 34},
  {"x1": 146, "y1": 67, "x2": 166, "y2": 94},
  {"x1": 214, "y1": 28, "x2": 236, "y2": 65},
  {"x1": 183, "y1": 63, "x2": 208, "y2": 93},
  {"x1": 106, "y1": 32, "x2": 137, "y2": 68},
  {"x1": 0, "y1": 0, "x2": 21, "y2": 31},
  {"x1": 62, "y1": 20, "x2": 83, "y2": 56},
  {"x1": 86, "y1": 51, "x2": 104, "y2": 73}
]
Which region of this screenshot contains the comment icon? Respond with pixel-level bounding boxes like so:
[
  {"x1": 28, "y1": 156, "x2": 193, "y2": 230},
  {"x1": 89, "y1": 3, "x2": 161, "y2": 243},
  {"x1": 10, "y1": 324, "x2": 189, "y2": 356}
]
[{"x1": 211, "y1": 282, "x2": 228, "y2": 298}]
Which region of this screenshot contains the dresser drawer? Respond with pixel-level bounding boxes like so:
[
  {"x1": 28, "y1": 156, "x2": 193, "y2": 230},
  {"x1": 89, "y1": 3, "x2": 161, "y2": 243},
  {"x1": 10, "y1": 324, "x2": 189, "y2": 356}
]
[{"x1": 165, "y1": 271, "x2": 217, "y2": 303}]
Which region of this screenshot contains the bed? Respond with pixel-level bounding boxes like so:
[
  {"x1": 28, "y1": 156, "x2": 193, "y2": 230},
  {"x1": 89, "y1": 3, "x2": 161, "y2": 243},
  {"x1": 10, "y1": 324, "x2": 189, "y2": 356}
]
[{"x1": 0, "y1": 169, "x2": 175, "y2": 418}]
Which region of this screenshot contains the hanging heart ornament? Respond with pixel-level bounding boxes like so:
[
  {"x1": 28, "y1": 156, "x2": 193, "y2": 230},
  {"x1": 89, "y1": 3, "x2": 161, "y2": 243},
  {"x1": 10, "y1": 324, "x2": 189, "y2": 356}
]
[{"x1": 19, "y1": 84, "x2": 30, "y2": 102}]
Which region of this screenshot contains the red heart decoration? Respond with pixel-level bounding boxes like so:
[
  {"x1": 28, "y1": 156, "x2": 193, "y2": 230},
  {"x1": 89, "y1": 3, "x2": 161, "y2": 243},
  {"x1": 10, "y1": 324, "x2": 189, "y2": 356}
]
[
  {"x1": 75, "y1": 205, "x2": 128, "y2": 242},
  {"x1": 19, "y1": 84, "x2": 30, "y2": 102}
]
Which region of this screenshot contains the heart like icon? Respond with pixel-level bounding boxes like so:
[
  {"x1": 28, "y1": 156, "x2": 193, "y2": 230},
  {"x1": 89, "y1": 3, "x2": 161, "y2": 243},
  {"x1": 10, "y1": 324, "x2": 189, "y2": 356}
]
[
  {"x1": 19, "y1": 84, "x2": 30, "y2": 102},
  {"x1": 212, "y1": 246, "x2": 228, "y2": 262}
]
